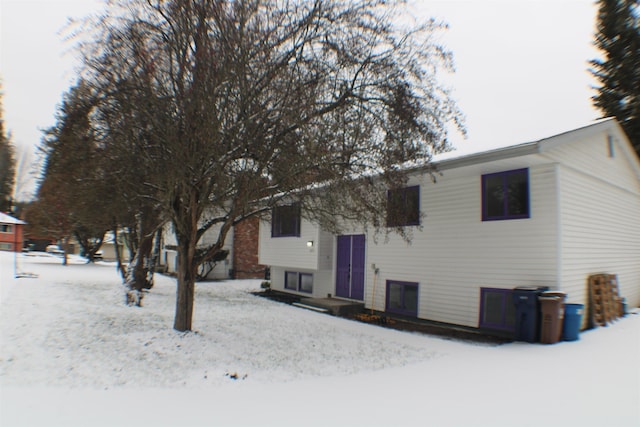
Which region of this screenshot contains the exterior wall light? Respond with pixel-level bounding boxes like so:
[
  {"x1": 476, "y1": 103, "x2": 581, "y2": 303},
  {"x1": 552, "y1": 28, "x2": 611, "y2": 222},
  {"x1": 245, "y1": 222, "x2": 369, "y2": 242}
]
[{"x1": 306, "y1": 240, "x2": 314, "y2": 248}]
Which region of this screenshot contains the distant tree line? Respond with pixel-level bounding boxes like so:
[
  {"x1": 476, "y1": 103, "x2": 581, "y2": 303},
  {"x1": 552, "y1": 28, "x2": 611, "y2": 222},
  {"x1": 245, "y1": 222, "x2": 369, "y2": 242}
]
[{"x1": 0, "y1": 87, "x2": 17, "y2": 214}]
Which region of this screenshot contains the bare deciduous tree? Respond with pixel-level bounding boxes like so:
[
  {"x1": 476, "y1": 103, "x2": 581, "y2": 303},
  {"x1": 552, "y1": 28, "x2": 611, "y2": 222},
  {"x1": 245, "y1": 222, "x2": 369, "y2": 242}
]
[{"x1": 77, "y1": 0, "x2": 464, "y2": 331}]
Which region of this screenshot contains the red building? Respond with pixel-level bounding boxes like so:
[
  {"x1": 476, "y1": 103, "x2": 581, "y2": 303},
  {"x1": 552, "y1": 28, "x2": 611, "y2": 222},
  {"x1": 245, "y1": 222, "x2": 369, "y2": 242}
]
[{"x1": 0, "y1": 212, "x2": 26, "y2": 252}]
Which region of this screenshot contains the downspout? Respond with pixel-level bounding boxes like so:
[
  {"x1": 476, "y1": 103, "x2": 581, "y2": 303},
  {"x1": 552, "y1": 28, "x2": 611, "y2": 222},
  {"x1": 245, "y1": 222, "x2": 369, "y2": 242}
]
[
  {"x1": 554, "y1": 163, "x2": 563, "y2": 290},
  {"x1": 370, "y1": 265, "x2": 380, "y2": 314}
]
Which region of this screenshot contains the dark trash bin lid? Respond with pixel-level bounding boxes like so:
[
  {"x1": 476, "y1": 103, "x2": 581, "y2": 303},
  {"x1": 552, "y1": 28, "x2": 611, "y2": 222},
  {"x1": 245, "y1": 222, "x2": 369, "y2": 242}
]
[
  {"x1": 513, "y1": 286, "x2": 550, "y2": 291},
  {"x1": 541, "y1": 291, "x2": 567, "y2": 299}
]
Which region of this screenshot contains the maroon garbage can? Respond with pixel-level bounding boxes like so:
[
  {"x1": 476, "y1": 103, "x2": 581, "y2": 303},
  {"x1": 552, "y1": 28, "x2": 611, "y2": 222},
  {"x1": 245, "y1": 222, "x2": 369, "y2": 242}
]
[{"x1": 538, "y1": 291, "x2": 566, "y2": 344}]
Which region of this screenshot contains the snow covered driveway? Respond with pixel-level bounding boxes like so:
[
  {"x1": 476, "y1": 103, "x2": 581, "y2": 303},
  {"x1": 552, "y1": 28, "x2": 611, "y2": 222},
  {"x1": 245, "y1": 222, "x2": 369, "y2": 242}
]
[{"x1": 1, "y1": 252, "x2": 639, "y2": 426}]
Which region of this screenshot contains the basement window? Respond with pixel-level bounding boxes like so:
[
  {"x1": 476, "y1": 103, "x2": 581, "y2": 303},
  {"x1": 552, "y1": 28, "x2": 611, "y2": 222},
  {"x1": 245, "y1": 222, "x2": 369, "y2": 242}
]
[
  {"x1": 285, "y1": 271, "x2": 313, "y2": 294},
  {"x1": 479, "y1": 288, "x2": 515, "y2": 331},
  {"x1": 386, "y1": 280, "x2": 419, "y2": 316}
]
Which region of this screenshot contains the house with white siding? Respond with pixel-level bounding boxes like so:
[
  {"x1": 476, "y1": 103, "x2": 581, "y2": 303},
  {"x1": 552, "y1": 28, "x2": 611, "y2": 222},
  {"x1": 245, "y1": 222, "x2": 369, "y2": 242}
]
[
  {"x1": 258, "y1": 118, "x2": 640, "y2": 334},
  {"x1": 162, "y1": 216, "x2": 265, "y2": 280}
]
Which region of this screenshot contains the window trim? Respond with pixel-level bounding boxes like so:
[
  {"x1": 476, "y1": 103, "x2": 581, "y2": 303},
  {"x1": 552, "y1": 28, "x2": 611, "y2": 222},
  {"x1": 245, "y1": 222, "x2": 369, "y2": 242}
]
[
  {"x1": 299, "y1": 273, "x2": 313, "y2": 294},
  {"x1": 478, "y1": 287, "x2": 516, "y2": 332},
  {"x1": 481, "y1": 168, "x2": 530, "y2": 221},
  {"x1": 271, "y1": 204, "x2": 301, "y2": 238},
  {"x1": 284, "y1": 271, "x2": 313, "y2": 294},
  {"x1": 386, "y1": 185, "x2": 421, "y2": 227},
  {"x1": 385, "y1": 280, "x2": 419, "y2": 317},
  {"x1": 284, "y1": 271, "x2": 298, "y2": 291}
]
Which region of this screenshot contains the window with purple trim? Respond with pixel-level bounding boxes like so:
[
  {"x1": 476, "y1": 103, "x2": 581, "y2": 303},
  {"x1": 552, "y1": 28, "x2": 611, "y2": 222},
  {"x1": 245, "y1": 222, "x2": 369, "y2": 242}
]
[
  {"x1": 386, "y1": 280, "x2": 419, "y2": 316},
  {"x1": 387, "y1": 186, "x2": 420, "y2": 227},
  {"x1": 272, "y1": 204, "x2": 301, "y2": 237},
  {"x1": 284, "y1": 271, "x2": 313, "y2": 293},
  {"x1": 479, "y1": 288, "x2": 515, "y2": 331},
  {"x1": 284, "y1": 271, "x2": 298, "y2": 291},
  {"x1": 482, "y1": 169, "x2": 529, "y2": 221}
]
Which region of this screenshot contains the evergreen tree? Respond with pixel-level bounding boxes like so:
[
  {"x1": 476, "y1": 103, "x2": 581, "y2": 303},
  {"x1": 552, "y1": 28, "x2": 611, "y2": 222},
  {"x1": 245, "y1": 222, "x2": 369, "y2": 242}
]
[
  {"x1": 590, "y1": 0, "x2": 640, "y2": 154},
  {"x1": 0, "y1": 88, "x2": 16, "y2": 212}
]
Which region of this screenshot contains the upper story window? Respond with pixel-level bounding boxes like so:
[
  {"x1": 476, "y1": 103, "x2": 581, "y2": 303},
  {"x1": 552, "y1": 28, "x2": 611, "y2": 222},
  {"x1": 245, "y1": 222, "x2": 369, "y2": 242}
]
[
  {"x1": 0, "y1": 224, "x2": 13, "y2": 233},
  {"x1": 387, "y1": 185, "x2": 420, "y2": 227},
  {"x1": 271, "y1": 203, "x2": 301, "y2": 237},
  {"x1": 482, "y1": 168, "x2": 530, "y2": 221}
]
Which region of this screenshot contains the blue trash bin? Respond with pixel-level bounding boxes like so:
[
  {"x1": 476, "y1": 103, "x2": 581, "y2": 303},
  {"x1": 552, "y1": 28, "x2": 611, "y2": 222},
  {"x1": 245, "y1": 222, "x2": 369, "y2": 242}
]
[
  {"x1": 512, "y1": 287, "x2": 547, "y2": 342},
  {"x1": 562, "y1": 303, "x2": 584, "y2": 341}
]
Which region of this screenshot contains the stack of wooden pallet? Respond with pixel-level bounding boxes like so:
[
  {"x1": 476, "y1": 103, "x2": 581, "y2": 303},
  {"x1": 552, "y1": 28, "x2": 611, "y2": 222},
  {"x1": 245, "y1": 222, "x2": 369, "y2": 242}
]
[{"x1": 588, "y1": 274, "x2": 623, "y2": 328}]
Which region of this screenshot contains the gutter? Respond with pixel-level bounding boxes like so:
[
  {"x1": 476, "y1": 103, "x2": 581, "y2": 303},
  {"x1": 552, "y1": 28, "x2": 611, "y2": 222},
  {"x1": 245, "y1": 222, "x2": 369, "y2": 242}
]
[{"x1": 434, "y1": 142, "x2": 540, "y2": 171}]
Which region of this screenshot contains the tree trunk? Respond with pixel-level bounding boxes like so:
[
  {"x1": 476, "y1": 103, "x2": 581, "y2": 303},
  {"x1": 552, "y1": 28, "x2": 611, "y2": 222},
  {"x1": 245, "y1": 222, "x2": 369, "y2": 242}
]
[
  {"x1": 174, "y1": 238, "x2": 197, "y2": 331},
  {"x1": 62, "y1": 236, "x2": 69, "y2": 266},
  {"x1": 125, "y1": 233, "x2": 154, "y2": 306},
  {"x1": 124, "y1": 209, "x2": 159, "y2": 306},
  {"x1": 113, "y1": 224, "x2": 126, "y2": 280},
  {"x1": 147, "y1": 227, "x2": 163, "y2": 285}
]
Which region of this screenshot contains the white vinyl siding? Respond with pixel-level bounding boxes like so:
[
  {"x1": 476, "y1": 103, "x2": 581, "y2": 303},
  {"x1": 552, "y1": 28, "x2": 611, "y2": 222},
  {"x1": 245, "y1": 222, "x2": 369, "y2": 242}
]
[
  {"x1": 257, "y1": 120, "x2": 640, "y2": 331},
  {"x1": 269, "y1": 266, "x2": 334, "y2": 298},
  {"x1": 260, "y1": 218, "x2": 336, "y2": 298},
  {"x1": 551, "y1": 134, "x2": 640, "y2": 310},
  {"x1": 366, "y1": 163, "x2": 559, "y2": 327},
  {"x1": 544, "y1": 131, "x2": 639, "y2": 192},
  {"x1": 258, "y1": 217, "x2": 319, "y2": 270}
]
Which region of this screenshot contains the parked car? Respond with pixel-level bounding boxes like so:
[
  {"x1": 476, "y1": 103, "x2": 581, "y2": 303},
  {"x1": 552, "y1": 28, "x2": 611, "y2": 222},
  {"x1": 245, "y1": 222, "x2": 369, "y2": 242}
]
[{"x1": 46, "y1": 245, "x2": 64, "y2": 255}]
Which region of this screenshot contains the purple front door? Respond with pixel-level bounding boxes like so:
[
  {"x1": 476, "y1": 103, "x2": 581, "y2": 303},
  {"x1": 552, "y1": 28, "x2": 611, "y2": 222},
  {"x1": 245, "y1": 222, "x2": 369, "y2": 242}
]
[{"x1": 335, "y1": 234, "x2": 365, "y2": 300}]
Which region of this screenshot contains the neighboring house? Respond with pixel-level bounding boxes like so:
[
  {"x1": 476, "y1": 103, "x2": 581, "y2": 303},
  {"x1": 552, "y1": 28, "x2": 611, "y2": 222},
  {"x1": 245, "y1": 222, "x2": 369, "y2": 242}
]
[
  {"x1": 0, "y1": 212, "x2": 26, "y2": 252},
  {"x1": 162, "y1": 216, "x2": 265, "y2": 280},
  {"x1": 100, "y1": 231, "x2": 131, "y2": 262},
  {"x1": 258, "y1": 118, "x2": 640, "y2": 334}
]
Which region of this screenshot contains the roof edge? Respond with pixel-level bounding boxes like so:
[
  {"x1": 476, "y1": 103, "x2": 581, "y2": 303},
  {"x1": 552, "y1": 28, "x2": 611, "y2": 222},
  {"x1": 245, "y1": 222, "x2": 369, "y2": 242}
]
[
  {"x1": 0, "y1": 212, "x2": 26, "y2": 225},
  {"x1": 433, "y1": 118, "x2": 637, "y2": 172}
]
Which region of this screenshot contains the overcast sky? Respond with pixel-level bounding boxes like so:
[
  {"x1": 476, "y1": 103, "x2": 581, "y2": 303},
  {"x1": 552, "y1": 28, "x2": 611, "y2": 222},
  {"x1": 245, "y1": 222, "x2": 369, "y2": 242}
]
[{"x1": 1, "y1": 0, "x2": 601, "y2": 197}]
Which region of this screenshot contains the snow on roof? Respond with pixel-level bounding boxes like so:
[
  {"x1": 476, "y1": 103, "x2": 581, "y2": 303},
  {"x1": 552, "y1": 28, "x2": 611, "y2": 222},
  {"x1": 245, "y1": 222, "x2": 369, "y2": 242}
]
[{"x1": 0, "y1": 212, "x2": 26, "y2": 225}]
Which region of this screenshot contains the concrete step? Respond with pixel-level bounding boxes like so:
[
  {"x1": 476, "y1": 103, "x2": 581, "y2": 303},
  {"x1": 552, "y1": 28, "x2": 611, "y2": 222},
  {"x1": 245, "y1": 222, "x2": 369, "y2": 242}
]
[
  {"x1": 292, "y1": 302, "x2": 330, "y2": 313},
  {"x1": 298, "y1": 297, "x2": 364, "y2": 316}
]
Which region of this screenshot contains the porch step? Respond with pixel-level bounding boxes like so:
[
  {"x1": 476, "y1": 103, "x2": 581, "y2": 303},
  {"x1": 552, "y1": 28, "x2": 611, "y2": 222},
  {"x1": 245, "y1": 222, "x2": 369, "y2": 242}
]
[
  {"x1": 297, "y1": 297, "x2": 364, "y2": 316},
  {"x1": 292, "y1": 302, "x2": 330, "y2": 313}
]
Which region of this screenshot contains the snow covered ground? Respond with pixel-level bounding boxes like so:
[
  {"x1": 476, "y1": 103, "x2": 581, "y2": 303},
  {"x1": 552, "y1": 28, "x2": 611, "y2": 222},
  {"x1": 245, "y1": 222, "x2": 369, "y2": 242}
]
[{"x1": 1, "y1": 251, "x2": 639, "y2": 427}]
